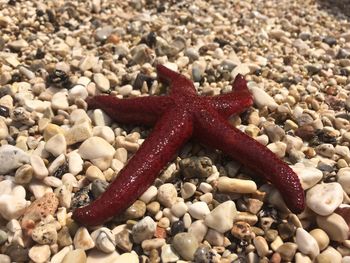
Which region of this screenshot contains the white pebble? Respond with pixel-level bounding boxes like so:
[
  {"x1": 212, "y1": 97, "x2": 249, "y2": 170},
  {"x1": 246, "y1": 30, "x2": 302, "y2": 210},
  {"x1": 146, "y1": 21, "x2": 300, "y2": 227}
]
[
  {"x1": 157, "y1": 183, "x2": 178, "y2": 208},
  {"x1": 139, "y1": 186, "x2": 158, "y2": 204},
  {"x1": 30, "y1": 155, "x2": 49, "y2": 179},
  {"x1": 68, "y1": 151, "x2": 83, "y2": 176},
  {"x1": 295, "y1": 228, "x2": 320, "y2": 259},
  {"x1": 0, "y1": 145, "x2": 30, "y2": 175},
  {"x1": 74, "y1": 227, "x2": 95, "y2": 250},
  {"x1": 44, "y1": 134, "x2": 66, "y2": 157},
  {"x1": 292, "y1": 164, "x2": 323, "y2": 190},
  {"x1": 204, "y1": 200, "x2": 237, "y2": 233},
  {"x1": 188, "y1": 201, "x2": 210, "y2": 220}
]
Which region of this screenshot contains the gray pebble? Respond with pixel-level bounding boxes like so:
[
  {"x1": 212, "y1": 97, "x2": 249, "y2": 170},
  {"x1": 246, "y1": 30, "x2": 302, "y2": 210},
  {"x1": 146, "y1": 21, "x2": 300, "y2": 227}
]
[
  {"x1": 0, "y1": 229, "x2": 8, "y2": 245},
  {"x1": 179, "y1": 156, "x2": 213, "y2": 178},
  {"x1": 5, "y1": 244, "x2": 29, "y2": 262},
  {"x1": 172, "y1": 232, "x2": 199, "y2": 261},
  {"x1": 91, "y1": 179, "x2": 108, "y2": 199}
]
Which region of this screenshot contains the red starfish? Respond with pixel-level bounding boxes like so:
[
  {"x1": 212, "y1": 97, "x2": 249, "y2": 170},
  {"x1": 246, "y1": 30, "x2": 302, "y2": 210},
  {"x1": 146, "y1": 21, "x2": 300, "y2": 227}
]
[{"x1": 72, "y1": 65, "x2": 305, "y2": 226}]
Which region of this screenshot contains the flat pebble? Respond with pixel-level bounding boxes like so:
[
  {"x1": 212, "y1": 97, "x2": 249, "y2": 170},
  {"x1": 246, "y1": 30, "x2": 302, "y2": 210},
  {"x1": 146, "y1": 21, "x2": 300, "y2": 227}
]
[
  {"x1": 28, "y1": 245, "x2": 51, "y2": 263},
  {"x1": 337, "y1": 168, "x2": 350, "y2": 194},
  {"x1": 306, "y1": 183, "x2": 343, "y2": 216},
  {"x1": 188, "y1": 201, "x2": 210, "y2": 220},
  {"x1": 217, "y1": 176, "x2": 257, "y2": 193},
  {"x1": 68, "y1": 151, "x2": 83, "y2": 176},
  {"x1": 171, "y1": 202, "x2": 188, "y2": 218},
  {"x1": 74, "y1": 227, "x2": 95, "y2": 250},
  {"x1": 0, "y1": 145, "x2": 30, "y2": 174},
  {"x1": 292, "y1": 164, "x2": 323, "y2": 190},
  {"x1": 45, "y1": 133, "x2": 66, "y2": 157},
  {"x1": 86, "y1": 250, "x2": 119, "y2": 263},
  {"x1": 62, "y1": 249, "x2": 87, "y2": 263},
  {"x1": 188, "y1": 220, "x2": 208, "y2": 243},
  {"x1": 316, "y1": 213, "x2": 349, "y2": 242},
  {"x1": 204, "y1": 200, "x2": 237, "y2": 233},
  {"x1": 253, "y1": 236, "x2": 269, "y2": 257},
  {"x1": 113, "y1": 253, "x2": 139, "y2": 263},
  {"x1": 78, "y1": 136, "x2": 115, "y2": 170},
  {"x1": 132, "y1": 216, "x2": 156, "y2": 243},
  {"x1": 309, "y1": 228, "x2": 329, "y2": 251},
  {"x1": 161, "y1": 244, "x2": 180, "y2": 263},
  {"x1": 248, "y1": 82, "x2": 278, "y2": 110},
  {"x1": 93, "y1": 73, "x2": 110, "y2": 92},
  {"x1": 157, "y1": 183, "x2": 178, "y2": 208},
  {"x1": 181, "y1": 182, "x2": 196, "y2": 199},
  {"x1": 65, "y1": 121, "x2": 93, "y2": 146},
  {"x1": 295, "y1": 228, "x2": 319, "y2": 259},
  {"x1": 90, "y1": 227, "x2": 116, "y2": 253},
  {"x1": 139, "y1": 185, "x2": 157, "y2": 204},
  {"x1": 30, "y1": 155, "x2": 49, "y2": 179},
  {"x1": 172, "y1": 232, "x2": 199, "y2": 261},
  {"x1": 276, "y1": 242, "x2": 298, "y2": 261}
]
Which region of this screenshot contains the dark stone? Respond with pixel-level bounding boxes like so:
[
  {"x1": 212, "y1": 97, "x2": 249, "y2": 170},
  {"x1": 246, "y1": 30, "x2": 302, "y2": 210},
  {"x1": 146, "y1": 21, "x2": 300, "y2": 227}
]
[
  {"x1": 0, "y1": 105, "x2": 10, "y2": 118},
  {"x1": 140, "y1": 32, "x2": 157, "y2": 48},
  {"x1": 193, "y1": 246, "x2": 212, "y2": 263},
  {"x1": 71, "y1": 186, "x2": 91, "y2": 210},
  {"x1": 5, "y1": 244, "x2": 29, "y2": 262},
  {"x1": 322, "y1": 36, "x2": 337, "y2": 47},
  {"x1": 46, "y1": 69, "x2": 71, "y2": 89},
  {"x1": 53, "y1": 162, "x2": 69, "y2": 179},
  {"x1": 36, "y1": 9, "x2": 45, "y2": 16},
  {"x1": 170, "y1": 220, "x2": 185, "y2": 236},
  {"x1": 133, "y1": 73, "x2": 155, "y2": 90},
  {"x1": 213, "y1": 37, "x2": 231, "y2": 47},
  {"x1": 11, "y1": 73, "x2": 22, "y2": 83}
]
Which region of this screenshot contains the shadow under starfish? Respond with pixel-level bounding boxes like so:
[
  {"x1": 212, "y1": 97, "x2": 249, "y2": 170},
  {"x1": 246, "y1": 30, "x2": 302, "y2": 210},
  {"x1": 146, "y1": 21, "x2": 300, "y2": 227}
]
[{"x1": 72, "y1": 64, "x2": 305, "y2": 226}]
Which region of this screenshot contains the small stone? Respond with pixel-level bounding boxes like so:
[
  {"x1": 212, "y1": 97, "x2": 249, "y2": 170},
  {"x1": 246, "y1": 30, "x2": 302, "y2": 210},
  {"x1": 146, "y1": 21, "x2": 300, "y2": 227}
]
[
  {"x1": 45, "y1": 133, "x2": 66, "y2": 157},
  {"x1": 204, "y1": 228, "x2": 224, "y2": 246},
  {"x1": 315, "y1": 144, "x2": 335, "y2": 158},
  {"x1": 30, "y1": 155, "x2": 49, "y2": 179},
  {"x1": 122, "y1": 200, "x2": 146, "y2": 220},
  {"x1": 217, "y1": 176, "x2": 257, "y2": 194},
  {"x1": 14, "y1": 164, "x2": 33, "y2": 184},
  {"x1": 91, "y1": 227, "x2": 116, "y2": 253},
  {"x1": 68, "y1": 151, "x2": 83, "y2": 176},
  {"x1": 292, "y1": 164, "x2": 322, "y2": 190},
  {"x1": 161, "y1": 244, "x2": 180, "y2": 263},
  {"x1": 57, "y1": 226, "x2": 73, "y2": 247},
  {"x1": 231, "y1": 221, "x2": 253, "y2": 240},
  {"x1": 316, "y1": 247, "x2": 342, "y2": 263},
  {"x1": 43, "y1": 123, "x2": 65, "y2": 141},
  {"x1": 295, "y1": 228, "x2": 320, "y2": 259},
  {"x1": 51, "y1": 91, "x2": 69, "y2": 110},
  {"x1": 172, "y1": 232, "x2": 199, "y2": 261},
  {"x1": 181, "y1": 182, "x2": 196, "y2": 199},
  {"x1": 231, "y1": 63, "x2": 251, "y2": 78},
  {"x1": 141, "y1": 238, "x2": 165, "y2": 251},
  {"x1": 193, "y1": 246, "x2": 212, "y2": 263},
  {"x1": 115, "y1": 229, "x2": 133, "y2": 252},
  {"x1": 93, "y1": 73, "x2": 110, "y2": 93},
  {"x1": 61, "y1": 249, "x2": 87, "y2": 263},
  {"x1": 337, "y1": 168, "x2": 350, "y2": 194},
  {"x1": 28, "y1": 245, "x2": 51, "y2": 263},
  {"x1": 306, "y1": 183, "x2": 343, "y2": 216},
  {"x1": 0, "y1": 229, "x2": 8, "y2": 245},
  {"x1": 5, "y1": 244, "x2": 29, "y2": 262},
  {"x1": 139, "y1": 185, "x2": 158, "y2": 204},
  {"x1": 95, "y1": 26, "x2": 114, "y2": 41},
  {"x1": 171, "y1": 202, "x2": 188, "y2": 218},
  {"x1": 69, "y1": 85, "x2": 89, "y2": 101},
  {"x1": 309, "y1": 228, "x2": 329, "y2": 251},
  {"x1": 0, "y1": 145, "x2": 30, "y2": 174},
  {"x1": 91, "y1": 179, "x2": 108, "y2": 199},
  {"x1": 188, "y1": 202, "x2": 210, "y2": 220},
  {"x1": 267, "y1": 142, "x2": 287, "y2": 158},
  {"x1": 32, "y1": 222, "x2": 57, "y2": 244},
  {"x1": 0, "y1": 255, "x2": 10, "y2": 263},
  {"x1": 316, "y1": 213, "x2": 349, "y2": 242},
  {"x1": 204, "y1": 200, "x2": 237, "y2": 233},
  {"x1": 74, "y1": 227, "x2": 95, "y2": 250},
  {"x1": 0, "y1": 118, "x2": 8, "y2": 139},
  {"x1": 179, "y1": 156, "x2": 213, "y2": 178},
  {"x1": 78, "y1": 136, "x2": 115, "y2": 170},
  {"x1": 86, "y1": 250, "x2": 119, "y2": 263},
  {"x1": 132, "y1": 216, "x2": 156, "y2": 243},
  {"x1": 113, "y1": 253, "x2": 139, "y2": 263},
  {"x1": 93, "y1": 126, "x2": 115, "y2": 144},
  {"x1": 157, "y1": 183, "x2": 177, "y2": 208},
  {"x1": 8, "y1": 39, "x2": 28, "y2": 51},
  {"x1": 253, "y1": 236, "x2": 269, "y2": 257},
  {"x1": 79, "y1": 56, "x2": 98, "y2": 72},
  {"x1": 276, "y1": 242, "x2": 298, "y2": 261},
  {"x1": 65, "y1": 121, "x2": 93, "y2": 146},
  {"x1": 86, "y1": 165, "x2": 106, "y2": 182},
  {"x1": 248, "y1": 82, "x2": 278, "y2": 110}
]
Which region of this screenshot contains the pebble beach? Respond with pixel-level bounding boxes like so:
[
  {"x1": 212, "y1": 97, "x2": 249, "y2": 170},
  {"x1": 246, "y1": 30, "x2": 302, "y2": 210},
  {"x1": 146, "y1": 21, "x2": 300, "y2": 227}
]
[{"x1": 0, "y1": 0, "x2": 350, "y2": 262}]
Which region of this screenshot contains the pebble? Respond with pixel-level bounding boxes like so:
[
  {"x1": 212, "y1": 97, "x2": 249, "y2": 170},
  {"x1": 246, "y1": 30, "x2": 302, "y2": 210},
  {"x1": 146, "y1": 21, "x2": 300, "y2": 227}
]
[
  {"x1": 115, "y1": 229, "x2": 133, "y2": 252},
  {"x1": 57, "y1": 227, "x2": 73, "y2": 247},
  {"x1": 69, "y1": 84, "x2": 89, "y2": 101},
  {"x1": 171, "y1": 202, "x2": 188, "y2": 218},
  {"x1": 309, "y1": 228, "x2": 330, "y2": 251},
  {"x1": 131, "y1": 216, "x2": 156, "y2": 243},
  {"x1": 30, "y1": 155, "x2": 49, "y2": 179},
  {"x1": 45, "y1": 133, "x2": 66, "y2": 157},
  {"x1": 5, "y1": 244, "x2": 29, "y2": 262},
  {"x1": 0, "y1": 229, "x2": 7, "y2": 245},
  {"x1": 306, "y1": 183, "x2": 343, "y2": 216},
  {"x1": 217, "y1": 176, "x2": 257, "y2": 193},
  {"x1": 78, "y1": 136, "x2": 115, "y2": 170},
  {"x1": 28, "y1": 245, "x2": 51, "y2": 263},
  {"x1": 291, "y1": 164, "x2": 323, "y2": 190},
  {"x1": 93, "y1": 73, "x2": 110, "y2": 92},
  {"x1": 316, "y1": 247, "x2": 342, "y2": 263},
  {"x1": 67, "y1": 151, "x2": 83, "y2": 176},
  {"x1": 141, "y1": 238, "x2": 165, "y2": 251},
  {"x1": 51, "y1": 91, "x2": 69, "y2": 110},
  {"x1": 122, "y1": 200, "x2": 146, "y2": 220},
  {"x1": 188, "y1": 220, "x2": 208, "y2": 243},
  {"x1": 295, "y1": 228, "x2": 320, "y2": 259},
  {"x1": 86, "y1": 165, "x2": 105, "y2": 181},
  {"x1": 204, "y1": 200, "x2": 237, "y2": 233},
  {"x1": 0, "y1": 118, "x2": 8, "y2": 139},
  {"x1": 204, "y1": 228, "x2": 224, "y2": 246},
  {"x1": 316, "y1": 213, "x2": 349, "y2": 242},
  {"x1": 32, "y1": 222, "x2": 57, "y2": 244},
  {"x1": 276, "y1": 242, "x2": 298, "y2": 261},
  {"x1": 139, "y1": 185, "x2": 158, "y2": 204},
  {"x1": 14, "y1": 164, "x2": 33, "y2": 184},
  {"x1": 179, "y1": 157, "x2": 213, "y2": 178},
  {"x1": 93, "y1": 126, "x2": 115, "y2": 144},
  {"x1": 247, "y1": 82, "x2": 278, "y2": 110},
  {"x1": 86, "y1": 250, "x2": 119, "y2": 263},
  {"x1": 157, "y1": 183, "x2": 178, "y2": 208},
  {"x1": 65, "y1": 121, "x2": 93, "y2": 146},
  {"x1": 188, "y1": 201, "x2": 210, "y2": 220},
  {"x1": 90, "y1": 227, "x2": 116, "y2": 253},
  {"x1": 61, "y1": 249, "x2": 87, "y2": 263},
  {"x1": 181, "y1": 182, "x2": 196, "y2": 199},
  {"x1": 231, "y1": 221, "x2": 254, "y2": 240},
  {"x1": 74, "y1": 227, "x2": 95, "y2": 250},
  {"x1": 316, "y1": 144, "x2": 335, "y2": 158},
  {"x1": 161, "y1": 244, "x2": 180, "y2": 263},
  {"x1": 0, "y1": 145, "x2": 30, "y2": 174},
  {"x1": 91, "y1": 179, "x2": 108, "y2": 199},
  {"x1": 172, "y1": 232, "x2": 199, "y2": 261},
  {"x1": 113, "y1": 253, "x2": 139, "y2": 263},
  {"x1": 8, "y1": 39, "x2": 28, "y2": 51},
  {"x1": 337, "y1": 168, "x2": 350, "y2": 194},
  {"x1": 0, "y1": 255, "x2": 10, "y2": 263},
  {"x1": 0, "y1": 186, "x2": 29, "y2": 220},
  {"x1": 193, "y1": 246, "x2": 212, "y2": 263},
  {"x1": 253, "y1": 236, "x2": 269, "y2": 257}
]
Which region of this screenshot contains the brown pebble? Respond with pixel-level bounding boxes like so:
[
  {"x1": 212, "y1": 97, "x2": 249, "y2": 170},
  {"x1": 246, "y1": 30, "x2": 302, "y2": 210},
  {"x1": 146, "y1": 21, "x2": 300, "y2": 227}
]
[
  {"x1": 231, "y1": 221, "x2": 253, "y2": 240},
  {"x1": 154, "y1": 226, "x2": 166, "y2": 239},
  {"x1": 270, "y1": 252, "x2": 282, "y2": 263}
]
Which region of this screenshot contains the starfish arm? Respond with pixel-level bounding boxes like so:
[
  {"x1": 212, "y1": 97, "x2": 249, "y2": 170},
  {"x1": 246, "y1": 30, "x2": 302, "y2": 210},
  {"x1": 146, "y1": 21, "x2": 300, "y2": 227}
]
[
  {"x1": 193, "y1": 109, "x2": 305, "y2": 214},
  {"x1": 207, "y1": 74, "x2": 253, "y2": 118},
  {"x1": 73, "y1": 108, "x2": 193, "y2": 226},
  {"x1": 156, "y1": 64, "x2": 197, "y2": 96},
  {"x1": 87, "y1": 95, "x2": 174, "y2": 126}
]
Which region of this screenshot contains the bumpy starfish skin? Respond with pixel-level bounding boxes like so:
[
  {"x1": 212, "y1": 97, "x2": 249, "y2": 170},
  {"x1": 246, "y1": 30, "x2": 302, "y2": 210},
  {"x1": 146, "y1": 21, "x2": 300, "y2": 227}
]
[{"x1": 72, "y1": 65, "x2": 305, "y2": 226}]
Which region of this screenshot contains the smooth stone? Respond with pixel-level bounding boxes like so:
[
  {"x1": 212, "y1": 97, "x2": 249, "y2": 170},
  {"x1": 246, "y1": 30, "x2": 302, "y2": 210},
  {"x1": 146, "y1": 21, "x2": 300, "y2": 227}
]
[
  {"x1": 65, "y1": 121, "x2": 93, "y2": 145},
  {"x1": 276, "y1": 242, "x2": 298, "y2": 261},
  {"x1": 316, "y1": 247, "x2": 342, "y2": 263},
  {"x1": 28, "y1": 245, "x2": 50, "y2": 263},
  {"x1": 51, "y1": 91, "x2": 69, "y2": 110},
  {"x1": 14, "y1": 164, "x2": 33, "y2": 184},
  {"x1": 231, "y1": 63, "x2": 251, "y2": 78},
  {"x1": 0, "y1": 254, "x2": 10, "y2": 263},
  {"x1": 231, "y1": 221, "x2": 253, "y2": 240},
  {"x1": 50, "y1": 247, "x2": 72, "y2": 263},
  {"x1": 292, "y1": 164, "x2": 323, "y2": 190},
  {"x1": 217, "y1": 176, "x2": 257, "y2": 194},
  {"x1": 204, "y1": 200, "x2": 237, "y2": 233},
  {"x1": 295, "y1": 252, "x2": 312, "y2": 263},
  {"x1": 188, "y1": 202, "x2": 210, "y2": 220},
  {"x1": 157, "y1": 183, "x2": 178, "y2": 208},
  {"x1": 316, "y1": 213, "x2": 349, "y2": 242},
  {"x1": 69, "y1": 85, "x2": 89, "y2": 101},
  {"x1": 132, "y1": 216, "x2": 156, "y2": 243},
  {"x1": 0, "y1": 194, "x2": 29, "y2": 220},
  {"x1": 141, "y1": 238, "x2": 166, "y2": 251},
  {"x1": 337, "y1": 168, "x2": 350, "y2": 194},
  {"x1": 30, "y1": 155, "x2": 49, "y2": 179},
  {"x1": 171, "y1": 202, "x2": 188, "y2": 218},
  {"x1": 78, "y1": 136, "x2": 115, "y2": 170},
  {"x1": 90, "y1": 228, "x2": 116, "y2": 253},
  {"x1": 69, "y1": 109, "x2": 91, "y2": 124},
  {"x1": 188, "y1": 220, "x2": 208, "y2": 243},
  {"x1": 316, "y1": 144, "x2": 335, "y2": 158},
  {"x1": 61, "y1": 249, "x2": 87, "y2": 263},
  {"x1": 113, "y1": 253, "x2": 139, "y2": 263},
  {"x1": 179, "y1": 156, "x2": 213, "y2": 178},
  {"x1": 74, "y1": 227, "x2": 95, "y2": 250},
  {"x1": 24, "y1": 99, "x2": 51, "y2": 112},
  {"x1": 295, "y1": 228, "x2": 320, "y2": 259},
  {"x1": 309, "y1": 228, "x2": 330, "y2": 251},
  {"x1": 204, "y1": 228, "x2": 224, "y2": 246},
  {"x1": 139, "y1": 185, "x2": 158, "y2": 204},
  {"x1": 0, "y1": 118, "x2": 8, "y2": 139},
  {"x1": 181, "y1": 182, "x2": 196, "y2": 199},
  {"x1": 267, "y1": 142, "x2": 287, "y2": 158},
  {"x1": 253, "y1": 236, "x2": 269, "y2": 257},
  {"x1": 161, "y1": 244, "x2": 180, "y2": 263},
  {"x1": 115, "y1": 229, "x2": 132, "y2": 252},
  {"x1": 68, "y1": 151, "x2": 83, "y2": 176},
  {"x1": 45, "y1": 133, "x2": 66, "y2": 157},
  {"x1": 0, "y1": 145, "x2": 30, "y2": 174},
  {"x1": 122, "y1": 200, "x2": 146, "y2": 220},
  {"x1": 86, "y1": 166, "x2": 106, "y2": 182},
  {"x1": 172, "y1": 232, "x2": 199, "y2": 261},
  {"x1": 48, "y1": 154, "x2": 66, "y2": 175},
  {"x1": 86, "y1": 249, "x2": 120, "y2": 263},
  {"x1": 8, "y1": 39, "x2": 28, "y2": 51},
  {"x1": 79, "y1": 56, "x2": 98, "y2": 71},
  {"x1": 43, "y1": 123, "x2": 65, "y2": 141},
  {"x1": 306, "y1": 183, "x2": 343, "y2": 216},
  {"x1": 93, "y1": 73, "x2": 110, "y2": 92},
  {"x1": 32, "y1": 222, "x2": 57, "y2": 244},
  {"x1": 247, "y1": 82, "x2": 278, "y2": 110},
  {"x1": 93, "y1": 126, "x2": 115, "y2": 144}
]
